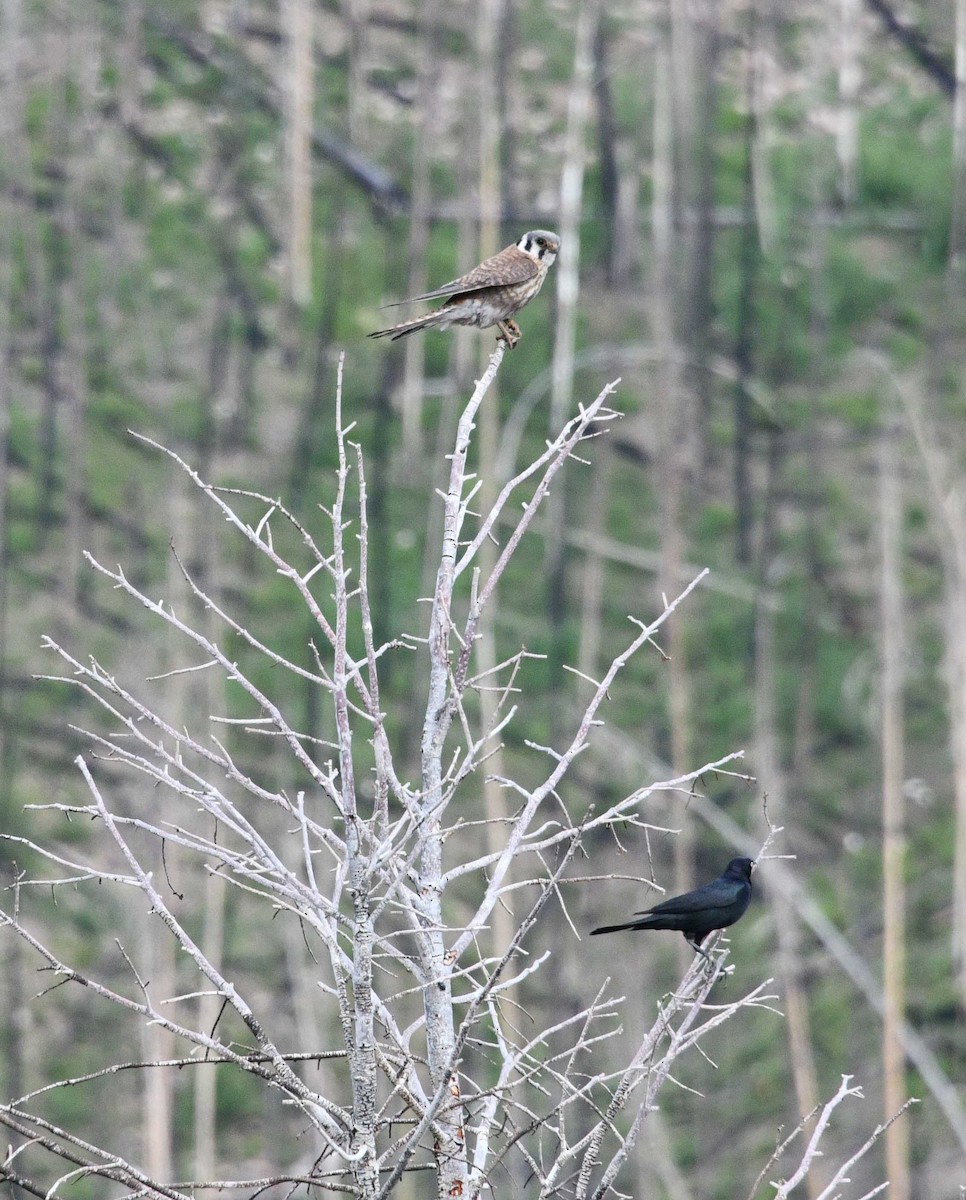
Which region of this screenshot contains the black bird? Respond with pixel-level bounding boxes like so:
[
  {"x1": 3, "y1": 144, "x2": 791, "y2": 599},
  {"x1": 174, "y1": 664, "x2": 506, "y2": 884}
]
[{"x1": 590, "y1": 857, "x2": 754, "y2": 960}]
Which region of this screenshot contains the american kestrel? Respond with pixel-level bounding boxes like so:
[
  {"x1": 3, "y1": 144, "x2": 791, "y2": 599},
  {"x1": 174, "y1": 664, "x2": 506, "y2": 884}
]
[{"x1": 368, "y1": 230, "x2": 560, "y2": 347}]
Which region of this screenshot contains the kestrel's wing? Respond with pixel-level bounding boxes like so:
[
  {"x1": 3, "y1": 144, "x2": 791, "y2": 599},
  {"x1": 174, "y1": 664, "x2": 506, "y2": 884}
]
[{"x1": 381, "y1": 245, "x2": 540, "y2": 308}]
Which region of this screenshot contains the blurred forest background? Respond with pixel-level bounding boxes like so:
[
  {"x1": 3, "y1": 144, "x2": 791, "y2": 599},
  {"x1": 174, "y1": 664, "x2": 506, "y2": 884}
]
[{"x1": 2, "y1": 0, "x2": 966, "y2": 1197}]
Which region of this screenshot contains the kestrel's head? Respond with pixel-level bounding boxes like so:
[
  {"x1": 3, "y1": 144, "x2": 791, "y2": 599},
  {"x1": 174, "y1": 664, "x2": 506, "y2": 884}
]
[{"x1": 517, "y1": 230, "x2": 560, "y2": 266}]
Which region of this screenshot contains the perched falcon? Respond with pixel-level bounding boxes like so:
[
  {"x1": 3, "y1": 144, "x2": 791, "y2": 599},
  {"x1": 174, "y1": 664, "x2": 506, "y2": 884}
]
[{"x1": 369, "y1": 230, "x2": 560, "y2": 347}]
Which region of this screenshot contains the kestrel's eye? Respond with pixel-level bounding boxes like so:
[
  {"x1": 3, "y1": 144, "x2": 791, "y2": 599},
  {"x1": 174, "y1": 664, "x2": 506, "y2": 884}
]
[{"x1": 537, "y1": 237, "x2": 546, "y2": 247}]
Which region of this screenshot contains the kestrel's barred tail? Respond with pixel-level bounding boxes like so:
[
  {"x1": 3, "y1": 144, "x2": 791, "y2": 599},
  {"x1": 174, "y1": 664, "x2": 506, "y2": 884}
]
[
  {"x1": 368, "y1": 230, "x2": 560, "y2": 346},
  {"x1": 368, "y1": 312, "x2": 446, "y2": 341}
]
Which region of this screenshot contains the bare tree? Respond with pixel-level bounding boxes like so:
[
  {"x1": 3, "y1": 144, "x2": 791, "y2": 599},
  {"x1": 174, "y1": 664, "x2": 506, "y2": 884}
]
[
  {"x1": 1, "y1": 352, "x2": 911, "y2": 1200},
  {"x1": 748, "y1": 1075, "x2": 916, "y2": 1200}
]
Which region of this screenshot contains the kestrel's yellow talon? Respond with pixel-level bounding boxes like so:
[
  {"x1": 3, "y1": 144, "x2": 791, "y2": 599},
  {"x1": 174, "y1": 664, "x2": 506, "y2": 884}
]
[
  {"x1": 368, "y1": 231, "x2": 559, "y2": 343},
  {"x1": 497, "y1": 320, "x2": 522, "y2": 348}
]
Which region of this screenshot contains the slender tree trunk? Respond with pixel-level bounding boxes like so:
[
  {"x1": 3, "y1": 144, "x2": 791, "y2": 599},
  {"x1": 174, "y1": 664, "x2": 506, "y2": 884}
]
[
  {"x1": 593, "y1": 16, "x2": 620, "y2": 283},
  {"x1": 950, "y1": 0, "x2": 966, "y2": 275},
  {"x1": 734, "y1": 35, "x2": 760, "y2": 566},
  {"x1": 120, "y1": 0, "x2": 143, "y2": 128},
  {"x1": 673, "y1": 0, "x2": 720, "y2": 476},
  {"x1": 0, "y1": 40, "x2": 26, "y2": 1157},
  {"x1": 750, "y1": 0, "x2": 778, "y2": 258},
  {"x1": 190, "y1": 294, "x2": 232, "y2": 1185},
  {"x1": 285, "y1": 0, "x2": 313, "y2": 309},
  {"x1": 950, "y1": 544, "x2": 966, "y2": 1011},
  {"x1": 399, "y1": 0, "x2": 442, "y2": 455},
  {"x1": 837, "y1": 0, "x2": 861, "y2": 205},
  {"x1": 497, "y1": 0, "x2": 520, "y2": 219},
  {"x1": 548, "y1": 0, "x2": 598, "y2": 435},
  {"x1": 62, "y1": 167, "x2": 88, "y2": 620},
  {"x1": 141, "y1": 900, "x2": 175, "y2": 1181},
  {"x1": 58, "y1": 7, "x2": 99, "y2": 621},
  {"x1": 474, "y1": 0, "x2": 517, "y2": 1025},
  {"x1": 644, "y1": 1109, "x2": 696, "y2": 1200},
  {"x1": 756, "y1": 437, "x2": 822, "y2": 1200},
  {"x1": 653, "y1": 38, "x2": 696, "y2": 916},
  {"x1": 879, "y1": 415, "x2": 909, "y2": 1200},
  {"x1": 894, "y1": 378, "x2": 966, "y2": 1011},
  {"x1": 194, "y1": 870, "x2": 228, "y2": 1180},
  {"x1": 545, "y1": 0, "x2": 600, "y2": 718},
  {"x1": 186, "y1": 483, "x2": 228, "y2": 1182},
  {"x1": 36, "y1": 21, "x2": 71, "y2": 550},
  {"x1": 0, "y1": 88, "x2": 12, "y2": 812}
]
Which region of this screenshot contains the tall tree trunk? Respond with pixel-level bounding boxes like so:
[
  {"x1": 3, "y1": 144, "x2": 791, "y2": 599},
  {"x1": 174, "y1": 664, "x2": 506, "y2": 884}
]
[
  {"x1": 497, "y1": 0, "x2": 520, "y2": 219},
  {"x1": 672, "y1": 0, "x2": 720, "y2": 476},
  {"x1": 836, "y1": 0, "x2": 861, "y2": 205},
  {"x1": 895, "y1": 379, "x2": 966, "y2": 1012},
  {"x1": 141, "y1": 897, "x2": 175, "y2": 1181},
  {"x1": 734, "y1": 34, "x2": 760, "y2": 567},
  {"x1": 193, "y1": 871, "x2": 228, "y2": 1181},
  {"x1": 399, "y1": 0, "x2": 442, "y2": 456},
  {"x1": 285, "y1": 0, "x2": 313, "y2": 310},
  {"x1": 756, "y1": 432, "x2": 822, "y2": 1200},
  {"x1": 879, "y1": 415, "x2": 909, "y2": 1200},
  {"x1": 58, "y1": 5, "x2": 98, "y2": 621},
  {"x1": 0, "y1": 76, "x2": 12, "y2": 827},
  {"x1": 0, "y1": 137, "x2": 25, "y2": 1170},
  {"x1": 190, "y1": 288, "x2": 232, "y2": 1185},
  {"x1": 62, "y1": 159, "x2": 89, "y2": 620},
  {"x1": 653, "y1": 37, "x2": 696, "y2": 917},
  {"x1": 593, "y1": 16, "x2": 620, "y2": 283},
  {"x1": 750, "y1": 0, "x2": 778, "y2": 258},
  {"x1": 475, "y1": 0, "x2": 516, "y2": 1020},
  {"x1": 545, "y1": 0, "x2": 600, "y2": 721},
  {"x1": 36, "y1": 21, "x2": 71, "y2": 551},
  {"x1": 950, "y1": 541, "x2": 966, "y2": 1012},
  {"x1": 120, "y1": 0, "x2": 143, "y2": 128},
  {"x1": 950, "y1": 0, "x2": 966, "y2": 275}
]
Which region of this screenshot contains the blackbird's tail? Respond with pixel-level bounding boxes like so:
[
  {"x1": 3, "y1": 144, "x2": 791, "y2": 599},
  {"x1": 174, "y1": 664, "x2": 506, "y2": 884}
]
[{"x1": 590, "y1": 918, "x2": 652, "y2": 936}]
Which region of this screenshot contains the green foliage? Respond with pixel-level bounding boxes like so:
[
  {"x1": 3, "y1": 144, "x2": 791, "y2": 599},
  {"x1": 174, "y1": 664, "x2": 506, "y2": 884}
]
[
  {"x1": 145, "y1": 194, "x2": 213, "y2": 273},
  {"x1": 825, "y1": 240, "x2": 897, "y2": 351},
  {"x1": 859, "y1": 95, "x2": 949, "y2": 203},
  {"x1": 824, "y1": 388, "x2": 879, "y2": 431},
  {"x1": 216, "y1": 1064, "x2": 264, "y2": 1122}
]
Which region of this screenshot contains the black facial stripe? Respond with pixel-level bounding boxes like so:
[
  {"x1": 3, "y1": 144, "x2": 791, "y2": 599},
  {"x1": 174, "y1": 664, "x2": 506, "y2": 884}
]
[{"x1": 524, "y1": 235, "x2": 533, "y2": 252}]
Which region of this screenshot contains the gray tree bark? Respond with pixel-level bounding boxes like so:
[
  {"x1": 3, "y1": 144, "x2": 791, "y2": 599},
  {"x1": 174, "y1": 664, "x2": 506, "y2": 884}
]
[
  {"x1": 879, "y1": 416, "x2": 909, "y2": 1200},
  {"x1": 950, "y1": 0, "x2": 966, "y2": 274},
  {"x1": 653, "y1": 38, "x2": 696, "y2": 929},
  {"x1": 399, "y1": 0, "x2": 442, "y2": 455},
  {"x1": 286, "y1": 0, "x2": 313, "y2": 309}
]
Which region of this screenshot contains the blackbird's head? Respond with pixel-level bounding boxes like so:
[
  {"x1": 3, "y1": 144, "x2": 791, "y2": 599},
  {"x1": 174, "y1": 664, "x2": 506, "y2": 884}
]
[{"x1": 726, "y1": 857, "x2": 755, "y2": 883}]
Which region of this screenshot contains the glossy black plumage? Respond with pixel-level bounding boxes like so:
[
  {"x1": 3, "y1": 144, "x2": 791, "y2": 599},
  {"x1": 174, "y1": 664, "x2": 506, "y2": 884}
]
[{"x1": 590, "y1": 857, "x2": 754, "y2": 959}]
